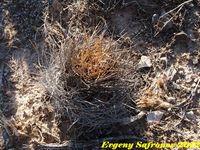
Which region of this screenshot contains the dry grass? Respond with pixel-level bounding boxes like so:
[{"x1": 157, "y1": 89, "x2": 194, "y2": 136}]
[{"x1": 72, "y1": 38, "x2": 117, "y2": 83}]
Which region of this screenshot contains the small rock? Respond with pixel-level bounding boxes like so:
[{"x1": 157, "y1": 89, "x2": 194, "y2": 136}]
[
  {"x1": 138, "y1": 56, "x2": 152, "y2": 69},
  {"x1": 187, "y1": 28, "x2": 198, "y2": 41},
  {"x1": 166, "y1": 97, "x2": 176, "y2": 103},
  {"x1": 197, "y1": 89, "x2": 200, "y2": 94},
  {"x1": 193, "y1": 57, "x2": 198, "y2": 65},
  {"x1": 179, "y1": 70, "x2": 184, "y2": 74},
  {"x1": 152, "y1": 14, "x2": 159, "y2": 25},
  {"x1": 147, "y1": 111, "x2": 164, "y2": 123},
  {"x1": 192, "y1": 83, "x2": 196, "y2": 88},
  {"x1": 189, "y1": 3, "x2": 194, "y2": 7},
  {"x1": 186, "y1": 111, "x2": 196, "y2": 120},
  {"x1": 185, "y1": 75, "x2": 193, "y2": 83}
]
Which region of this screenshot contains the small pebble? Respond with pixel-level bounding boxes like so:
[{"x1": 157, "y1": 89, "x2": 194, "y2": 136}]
[
  {"x1": 189, "y1": 3, "x2": 194, "y2": 7},
  {"x1": 147, "y1": 111, "x2": 164, "y2": 123},
  {"x1": 193, "y1": 58, "x2": 198, "y2": 65},
  {"x1": 179, "y1": 70, "x2": 184, "y2": 74},
  {"x1": 186, "y1": 111, "x2": 196, "y2": 120},
  {"x1": 197, "y1": 89, "x2": 200, "y2": 94},
  {"x1": 138, "y1": 56, "x2": 152, "y2": 69},
  {"x1": 167, "y1": 97, "x2": 176, "y2": 103},
  {"x1": 192, "y1": 83, "x2": 196, "y2": 88}
]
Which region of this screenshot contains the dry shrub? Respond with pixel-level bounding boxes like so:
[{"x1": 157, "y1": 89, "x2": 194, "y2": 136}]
[
  {"x1": 72, "y1": 38, "x2": 117, "y2": 83},
  {"x1": 138, "y1": 94, "x2": 173, "y2": 110},
  {"x1": 39, "y1": 12, "x2": 138, "y2": 142},
  {"x1": 137, "y1": 74, "x2": 173, "y2": 110}
]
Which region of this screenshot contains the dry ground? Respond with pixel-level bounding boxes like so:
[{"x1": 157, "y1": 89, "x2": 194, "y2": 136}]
[{"x1": 0, "y1": 0, "x2": 200, "y2": 149}]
